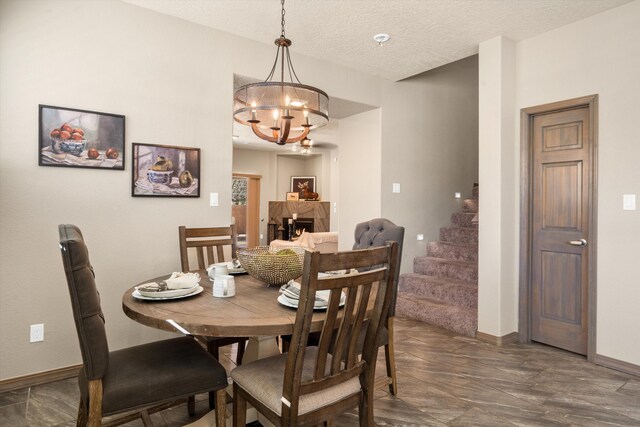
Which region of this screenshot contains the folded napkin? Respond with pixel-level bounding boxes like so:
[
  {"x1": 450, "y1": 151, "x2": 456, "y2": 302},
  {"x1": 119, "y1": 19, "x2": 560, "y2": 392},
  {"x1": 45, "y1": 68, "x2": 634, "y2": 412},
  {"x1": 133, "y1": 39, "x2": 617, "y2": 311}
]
[{"x1": 165, "y1": 272, "x2": 200, "y2": 290}]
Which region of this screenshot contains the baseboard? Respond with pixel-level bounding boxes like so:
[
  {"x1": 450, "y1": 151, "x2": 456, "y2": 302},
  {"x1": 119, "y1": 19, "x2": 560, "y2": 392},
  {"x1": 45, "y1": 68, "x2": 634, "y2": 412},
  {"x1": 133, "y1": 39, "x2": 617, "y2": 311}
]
[
  {"x1": 476, "y1": 331, "x2": 518, "y2": 346},
  {"x1": 0, "y1": 364, "x2": 80, "y2": 393},
  {"x1": 595, "y1": 354, "x2": 640, "y2": 377}
]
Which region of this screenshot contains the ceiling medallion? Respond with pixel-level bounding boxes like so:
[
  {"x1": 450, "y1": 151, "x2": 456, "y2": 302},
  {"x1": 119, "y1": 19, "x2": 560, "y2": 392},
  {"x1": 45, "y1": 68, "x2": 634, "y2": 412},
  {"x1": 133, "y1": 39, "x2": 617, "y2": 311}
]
[{"x1": 233, "y1": 0, "x2": 329, "y2": 145}]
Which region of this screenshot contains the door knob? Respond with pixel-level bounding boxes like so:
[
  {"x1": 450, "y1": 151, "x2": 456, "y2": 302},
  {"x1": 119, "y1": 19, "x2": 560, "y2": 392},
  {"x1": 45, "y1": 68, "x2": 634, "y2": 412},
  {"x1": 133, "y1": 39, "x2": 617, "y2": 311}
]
[{"x1": 568, "y1": 238, "x2": 587, "y2": 247}]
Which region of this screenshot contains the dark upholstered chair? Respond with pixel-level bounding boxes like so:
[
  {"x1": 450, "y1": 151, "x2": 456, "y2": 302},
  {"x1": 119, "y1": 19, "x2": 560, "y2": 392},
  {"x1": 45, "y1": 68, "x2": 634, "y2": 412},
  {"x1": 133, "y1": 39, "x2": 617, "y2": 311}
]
[
  {"x1": 353, "y1": 218, "x2": 404, "y2": 395},
  {"x1": 231, "y1": 242, "x2": 400, "y2": 426},
  {"x1": 59, "y1": 224, "x2": 228, "y2": 427}
]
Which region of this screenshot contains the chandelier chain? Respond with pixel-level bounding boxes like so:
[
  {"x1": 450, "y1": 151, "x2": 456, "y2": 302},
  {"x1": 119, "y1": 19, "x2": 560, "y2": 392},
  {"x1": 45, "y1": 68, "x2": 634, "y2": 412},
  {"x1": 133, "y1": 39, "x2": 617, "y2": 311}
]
[{"x1": 281, "y1": 0, "x2": 286, "y2": 37}]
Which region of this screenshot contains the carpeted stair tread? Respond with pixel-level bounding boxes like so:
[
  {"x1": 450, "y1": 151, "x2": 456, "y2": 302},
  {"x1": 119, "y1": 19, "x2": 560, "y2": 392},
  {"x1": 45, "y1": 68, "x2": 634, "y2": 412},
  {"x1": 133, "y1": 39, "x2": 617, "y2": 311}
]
[
  {"x1": 462, "y1": 199, "x2": 478, "y2": 213},
  {"x1": 396, "y1": 294, "x2": 477, "y2": 337},
  {"x1": 427, "y1": 241, "x2": 478, "y2": 262},
  {"x1": 413, "y1": 256, "x2": 477, "y2": 283},
  {"x1": 439, "y1": 226, "x2": 478, "y2": 245},
  {"x1": 399, "y1": 273, "x2": 477, "y2": 309},
  {"x1": 451, "y1": 212, "x2": 477, "y2": 228}
]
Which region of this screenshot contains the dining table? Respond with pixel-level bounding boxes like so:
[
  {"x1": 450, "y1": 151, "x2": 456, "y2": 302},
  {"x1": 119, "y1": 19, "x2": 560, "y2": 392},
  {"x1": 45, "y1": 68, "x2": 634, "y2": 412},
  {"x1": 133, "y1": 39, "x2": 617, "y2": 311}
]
[
  {"x1": 121, "y1": 271, "x2": 333, "y2": 426},
  {"x1": 121, "y1": 271, "x2": 338, "y2": 361}
]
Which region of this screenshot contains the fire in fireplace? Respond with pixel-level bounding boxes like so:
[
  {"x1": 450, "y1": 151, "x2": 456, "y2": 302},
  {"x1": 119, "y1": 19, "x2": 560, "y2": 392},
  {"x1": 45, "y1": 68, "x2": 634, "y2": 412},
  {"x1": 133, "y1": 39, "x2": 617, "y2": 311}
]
[{"x1": 283, "y1": 217, "x2": 314, "y2": 241}]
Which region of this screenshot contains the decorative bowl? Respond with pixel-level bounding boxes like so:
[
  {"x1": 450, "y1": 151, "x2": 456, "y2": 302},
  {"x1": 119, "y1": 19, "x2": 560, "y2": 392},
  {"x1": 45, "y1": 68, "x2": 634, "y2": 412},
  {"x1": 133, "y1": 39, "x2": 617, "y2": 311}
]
[
  {"x1": 50, "y1": 138, "x2": 87, "y2": 156},
  {"x1": 236, "y1": 245, "x2": 306, "y2": 286},
  {"x1": 147, "y1": 170, "x2": 174, "y2": 185}
]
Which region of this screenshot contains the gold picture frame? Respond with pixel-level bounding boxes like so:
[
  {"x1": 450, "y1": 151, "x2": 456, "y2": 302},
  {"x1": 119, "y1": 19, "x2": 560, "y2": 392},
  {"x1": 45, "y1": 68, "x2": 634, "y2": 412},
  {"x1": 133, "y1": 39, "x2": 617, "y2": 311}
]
[{"x1": 286, "y1": 192, "x2": 299, "y2": 201}]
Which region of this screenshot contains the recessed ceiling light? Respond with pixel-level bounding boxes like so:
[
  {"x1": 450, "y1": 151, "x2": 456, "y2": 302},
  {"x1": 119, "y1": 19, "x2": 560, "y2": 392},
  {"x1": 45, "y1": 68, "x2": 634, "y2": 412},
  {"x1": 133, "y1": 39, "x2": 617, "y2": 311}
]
[{"x1": 373, "y1": 33, "x2": 390, "y2": 46}]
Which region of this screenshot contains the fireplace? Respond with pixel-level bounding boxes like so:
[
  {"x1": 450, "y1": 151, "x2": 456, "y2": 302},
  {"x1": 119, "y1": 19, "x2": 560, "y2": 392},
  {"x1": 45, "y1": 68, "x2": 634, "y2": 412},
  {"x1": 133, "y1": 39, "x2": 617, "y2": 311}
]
[
  {"x1": 282, "y1": 217, "x2": 314, "y2": 241},
  {"x1": 268, "y1": 201, "x2": 330, "y2": 244}
]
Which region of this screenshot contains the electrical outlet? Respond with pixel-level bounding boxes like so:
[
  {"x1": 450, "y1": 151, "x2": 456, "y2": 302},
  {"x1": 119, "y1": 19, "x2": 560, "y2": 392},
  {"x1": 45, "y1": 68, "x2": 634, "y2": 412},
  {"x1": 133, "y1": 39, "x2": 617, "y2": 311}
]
[{"x1": 30, "y1": 324, "x2": 44, "y2": 343}]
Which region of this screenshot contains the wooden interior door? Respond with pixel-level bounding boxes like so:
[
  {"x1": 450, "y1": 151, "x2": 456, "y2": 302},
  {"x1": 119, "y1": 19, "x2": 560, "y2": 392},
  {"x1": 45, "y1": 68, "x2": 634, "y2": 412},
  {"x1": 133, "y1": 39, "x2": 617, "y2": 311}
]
[
  {"x1": 233, "y1": 173, "x2": 261, "y2": 248},
  {"x1": 520, "y1": 95, "x2": 597, "y2": 358}
]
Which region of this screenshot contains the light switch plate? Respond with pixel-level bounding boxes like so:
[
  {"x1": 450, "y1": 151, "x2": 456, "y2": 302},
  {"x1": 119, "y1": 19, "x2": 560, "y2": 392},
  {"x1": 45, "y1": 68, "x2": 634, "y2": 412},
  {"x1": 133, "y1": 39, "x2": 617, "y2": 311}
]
[
  {"x1": 392, "y1": 183, "x2": 401, "y2": 193},
  {"x1": 623, "y1": 194, "x2": 636, "y2": 210},
  {"x1": 417, "y1": 234, "x2": 424, "y2": 241},
  {"x1": 454, "y1": 192, "x2": 461, "y2": 199},
  {"x1": 209, "y1": 192, "x2": 219, "y2": 207}
]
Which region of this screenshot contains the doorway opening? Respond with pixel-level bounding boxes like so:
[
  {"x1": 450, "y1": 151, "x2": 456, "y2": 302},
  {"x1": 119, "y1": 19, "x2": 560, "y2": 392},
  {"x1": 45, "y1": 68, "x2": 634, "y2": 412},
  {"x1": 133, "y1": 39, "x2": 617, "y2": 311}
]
[{"x1": 233, "y1": 173, "x2": 261, "y2": 248}]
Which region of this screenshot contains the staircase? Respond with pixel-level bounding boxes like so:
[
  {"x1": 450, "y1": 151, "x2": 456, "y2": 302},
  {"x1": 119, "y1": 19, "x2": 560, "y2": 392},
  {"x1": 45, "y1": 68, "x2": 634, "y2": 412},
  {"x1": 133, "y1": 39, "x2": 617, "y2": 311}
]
[{"x1": 396, "y1": 185, "x2": 478, "y2": 337}]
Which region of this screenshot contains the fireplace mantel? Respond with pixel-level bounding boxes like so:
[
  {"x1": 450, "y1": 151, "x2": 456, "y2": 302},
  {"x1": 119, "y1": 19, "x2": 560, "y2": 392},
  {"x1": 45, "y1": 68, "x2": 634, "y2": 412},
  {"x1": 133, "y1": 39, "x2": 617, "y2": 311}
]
[{"x1": 268, "y1": 201, "x2": 330, "y2": 242}]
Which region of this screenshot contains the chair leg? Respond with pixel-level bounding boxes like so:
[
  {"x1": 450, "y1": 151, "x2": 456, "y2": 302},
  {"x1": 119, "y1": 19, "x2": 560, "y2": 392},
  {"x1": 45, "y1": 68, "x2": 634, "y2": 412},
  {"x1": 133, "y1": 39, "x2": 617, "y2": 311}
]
[
  {"x1": 232, "y1": 383, "x2": 246, "y2": 427},
  {"x1": 236, "y1": 339, "x2": 246, "y2": 365},
  {"x1": 140, "y1": 409, "x2": 153, "y2": 427},
  {"x1": 76, "y1": 398, "x2": 88, "y2": 427},
  {"x1": 87, "y1": 379, "x2": 103, "y2": 427},
  {"x1": 188, "y1": 395, "x2": 196, "y2": 416},
  {"x1": 384, "y1": 317, "x2": 398, "y2": 396},
  {"x1": 215, "y1": 388, "x2": 227, "y2": 427},
  {"x1": 208, "y1": 341, "x2": 221, "y2": 409}
]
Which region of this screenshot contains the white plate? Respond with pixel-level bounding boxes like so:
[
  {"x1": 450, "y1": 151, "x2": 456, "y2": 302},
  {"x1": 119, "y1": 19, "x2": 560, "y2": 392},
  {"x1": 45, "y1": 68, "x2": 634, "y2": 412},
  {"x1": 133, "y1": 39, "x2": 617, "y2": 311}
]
[
  {"x1": 133, "y1": 286, "x2": 204, "y2": 301},
  {"x1": 277, "y1": 292, "x2": 345, "y2": 310},
  {"x1": 136, "y1": 283, "x2": 199, "y2": 298}
]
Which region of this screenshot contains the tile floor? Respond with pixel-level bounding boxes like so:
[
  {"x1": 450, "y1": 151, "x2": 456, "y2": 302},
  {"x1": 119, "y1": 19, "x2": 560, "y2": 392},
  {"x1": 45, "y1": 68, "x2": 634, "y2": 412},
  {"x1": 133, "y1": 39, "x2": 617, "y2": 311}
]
[{"x1": 1, "y1": 318, "x2": 639, "y2": 426}]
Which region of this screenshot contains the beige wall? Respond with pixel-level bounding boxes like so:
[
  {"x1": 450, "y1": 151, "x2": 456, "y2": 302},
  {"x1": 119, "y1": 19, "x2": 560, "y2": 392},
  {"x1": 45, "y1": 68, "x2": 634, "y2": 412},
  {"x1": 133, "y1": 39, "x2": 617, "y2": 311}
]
[
  {"x1": 337, "y1": 109, "x2": 383, "y2": 249},
  {"x1": 477, "y1": 37, "x2": 518, "y2": 336},
  {"x1": 479, "y1": 1, "x2": 640, "y2": 366},
  {"x1": 381, "y1": 56, "x2": 480, "y2": 274},
  {"x1": 0, "y1": 0, "x2": 386, "y2": 380}
]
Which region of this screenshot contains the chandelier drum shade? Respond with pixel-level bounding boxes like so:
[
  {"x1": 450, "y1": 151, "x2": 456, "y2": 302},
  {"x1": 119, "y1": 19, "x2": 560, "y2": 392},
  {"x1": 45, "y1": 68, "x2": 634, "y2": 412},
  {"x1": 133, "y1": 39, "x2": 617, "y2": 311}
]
[{"x1": 233, "y1": 0, "x2": 329, "y2": 145}]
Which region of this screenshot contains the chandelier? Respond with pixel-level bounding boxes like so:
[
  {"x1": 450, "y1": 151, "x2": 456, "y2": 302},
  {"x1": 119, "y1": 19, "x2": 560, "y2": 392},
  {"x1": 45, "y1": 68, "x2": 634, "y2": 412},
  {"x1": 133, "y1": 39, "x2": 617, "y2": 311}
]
[{"x1": 233, "y1": 0, "x2": 329, "y2": 145}]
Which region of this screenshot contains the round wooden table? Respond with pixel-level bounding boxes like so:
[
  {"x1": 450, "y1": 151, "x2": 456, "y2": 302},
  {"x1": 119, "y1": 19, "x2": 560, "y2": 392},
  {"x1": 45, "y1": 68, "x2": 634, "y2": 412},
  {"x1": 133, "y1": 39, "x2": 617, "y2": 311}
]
[{"x1": 122, "y1": 272, "x2": 328, "y2": 361}]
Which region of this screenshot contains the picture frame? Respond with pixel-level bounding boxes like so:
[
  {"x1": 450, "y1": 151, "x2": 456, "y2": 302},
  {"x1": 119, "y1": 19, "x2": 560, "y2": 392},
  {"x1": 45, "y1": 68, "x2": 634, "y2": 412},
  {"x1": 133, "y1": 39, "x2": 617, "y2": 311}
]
[
  {"x1": 291, "y1": 176, "x2": 316, "y2": 200},
  {"x1": 286, "y1": 192, "x2": 299, "y2": 201},
  {"x1": 132, "y1": 142, "x2": 200, "y2": 197},
  {"x1": 39, "y1": 104, "x2": 125, "y2": 170}
]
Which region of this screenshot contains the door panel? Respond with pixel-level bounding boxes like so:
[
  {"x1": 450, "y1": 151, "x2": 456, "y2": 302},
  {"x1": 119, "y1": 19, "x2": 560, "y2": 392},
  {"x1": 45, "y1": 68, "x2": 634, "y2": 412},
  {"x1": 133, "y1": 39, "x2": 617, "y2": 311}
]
[{"x1": 531, "y1": 106, "x2": 590, "y2": 355}]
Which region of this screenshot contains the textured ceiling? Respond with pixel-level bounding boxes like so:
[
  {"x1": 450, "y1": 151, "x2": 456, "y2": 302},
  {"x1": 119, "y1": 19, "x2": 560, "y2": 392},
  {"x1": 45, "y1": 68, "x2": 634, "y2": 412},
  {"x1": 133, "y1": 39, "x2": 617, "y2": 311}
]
[{"x1": 122, "y1": 0, "x2": 630, "y2": 81}]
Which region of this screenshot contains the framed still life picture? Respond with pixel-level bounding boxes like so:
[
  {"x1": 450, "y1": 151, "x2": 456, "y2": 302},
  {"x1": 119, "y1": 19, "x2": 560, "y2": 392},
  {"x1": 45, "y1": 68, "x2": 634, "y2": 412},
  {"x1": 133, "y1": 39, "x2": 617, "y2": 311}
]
[
  {"x1": 291, "y1": 176, "x2": 317, "y2": 200},
  {"x1": 39, "y1": 104, "x2": 125, "y2": 170},
  {"x1": 131, "y1": 142, "x2": 200, "y2": 197}
]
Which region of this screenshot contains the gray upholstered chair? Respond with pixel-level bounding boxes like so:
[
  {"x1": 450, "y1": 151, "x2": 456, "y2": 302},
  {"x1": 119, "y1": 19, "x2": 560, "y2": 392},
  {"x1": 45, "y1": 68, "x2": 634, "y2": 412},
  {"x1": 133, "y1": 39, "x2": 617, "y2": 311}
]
[
  {"x1": 353, "y1": 218, "x2": 405, "y2": 395},
  {"x1": 231, "y1": 242, "x2": 400, "y2": 426},
  {"x1": 59, "y1": 224, "x2": 228, "y2": 426}
]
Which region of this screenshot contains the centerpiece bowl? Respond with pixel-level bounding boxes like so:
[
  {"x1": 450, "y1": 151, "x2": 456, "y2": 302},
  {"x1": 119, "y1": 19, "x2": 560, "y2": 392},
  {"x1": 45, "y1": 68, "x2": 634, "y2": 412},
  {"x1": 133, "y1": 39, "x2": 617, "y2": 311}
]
[{"x1": 236, "y1": 245, "x2": 306, "y2": 286}]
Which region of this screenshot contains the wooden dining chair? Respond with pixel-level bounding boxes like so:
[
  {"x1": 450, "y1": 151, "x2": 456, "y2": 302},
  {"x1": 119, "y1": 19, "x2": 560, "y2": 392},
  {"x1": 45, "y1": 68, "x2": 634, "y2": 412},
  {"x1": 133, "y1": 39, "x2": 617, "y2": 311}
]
[
  {"x1": 179, "y1": 225, "x2": 248, "y2": 407},
  {"x1": 231, "y1": 241, "x2": 400, "y2": 426},
  {"x1": 179, "y1": 224, "x2": 239, "y2": 272},
  {"x1": 59, "y1": 224, "x2": 227, "y2": 427},
  {"x1": 352, "y1": 218, "x2": 405, "y2": 396}
]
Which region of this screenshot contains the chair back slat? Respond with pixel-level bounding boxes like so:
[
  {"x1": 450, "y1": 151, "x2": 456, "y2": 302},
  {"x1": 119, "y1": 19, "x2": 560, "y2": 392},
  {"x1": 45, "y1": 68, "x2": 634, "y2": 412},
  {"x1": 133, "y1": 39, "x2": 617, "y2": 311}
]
[
  {"x1": 281, "y1": 241, "x2": 399, "y2": 421},
  {"x1": 179, "y1": 225, "x2": 238, "y2": 272}
]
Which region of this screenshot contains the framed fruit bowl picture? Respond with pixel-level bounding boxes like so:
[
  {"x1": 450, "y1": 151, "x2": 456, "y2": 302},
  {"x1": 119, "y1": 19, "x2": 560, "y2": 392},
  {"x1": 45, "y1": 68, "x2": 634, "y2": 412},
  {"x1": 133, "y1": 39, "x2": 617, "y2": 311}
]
[
  {"x1": 39, "y1": 105, "x2": 125, "y2": 170},
  {"x1": 131, "y1": 142, "x2": 200, "y2": 197}
]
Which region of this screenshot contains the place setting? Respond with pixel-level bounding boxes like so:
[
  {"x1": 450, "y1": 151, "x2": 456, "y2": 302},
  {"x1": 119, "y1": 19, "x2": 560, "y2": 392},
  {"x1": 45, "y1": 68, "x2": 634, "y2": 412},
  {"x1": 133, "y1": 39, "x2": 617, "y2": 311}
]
[
  {"x1": 132, "y1": 272, "x2": 203, "y2": 301},
  {"x1": 278, "y1": 279, "x2": 346, "y2": 310}
]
